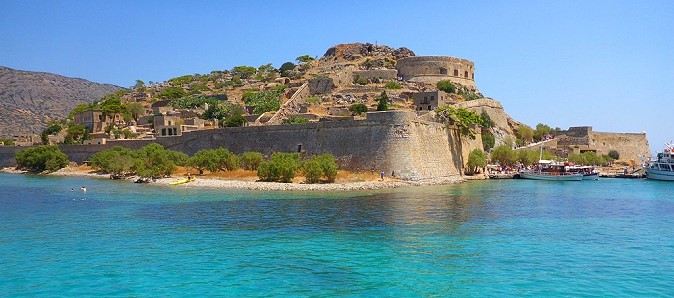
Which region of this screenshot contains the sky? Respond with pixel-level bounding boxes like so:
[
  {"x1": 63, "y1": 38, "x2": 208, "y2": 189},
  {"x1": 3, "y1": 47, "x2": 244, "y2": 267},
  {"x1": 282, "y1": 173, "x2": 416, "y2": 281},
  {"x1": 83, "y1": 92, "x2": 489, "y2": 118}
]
[{"x1": 1, "y1": 0, "x2": 672, "y2": 155}]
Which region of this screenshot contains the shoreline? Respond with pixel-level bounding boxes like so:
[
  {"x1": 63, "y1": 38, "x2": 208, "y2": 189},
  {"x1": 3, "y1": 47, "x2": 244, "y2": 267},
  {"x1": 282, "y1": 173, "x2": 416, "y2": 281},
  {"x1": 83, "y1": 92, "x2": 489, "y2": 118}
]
[{"x1": 1, "y1": 167, "x2": 465, "y2": 191}]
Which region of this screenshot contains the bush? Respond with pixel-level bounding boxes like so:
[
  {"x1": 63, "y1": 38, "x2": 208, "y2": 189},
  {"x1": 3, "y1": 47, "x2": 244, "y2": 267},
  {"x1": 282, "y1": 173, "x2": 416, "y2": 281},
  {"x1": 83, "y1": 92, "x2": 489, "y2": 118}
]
[
  {"x1": 376, "y1": 91, "x2": 389, "y2": 111},
  {"x1": 301, "y1": 153, "x2": 338, "y2": 184},
  {"x1": 349, "y1": 103, "x2": 368, "y2": 115},
  {"x1": 283, "y1": 116, "x2": 309, "y2": 124},
  {"x1": 15, "y1": 145, "x2": 69, "y2": 173},
  {"x1": 437, "y1": 80, "x2": 456, "y2": 93},
  {"x1": 482, "y1": 131, "x2": 495, "y2": 152},
  {"x1": 257, "y1": 152, "x2": 300, "y2": 183},
  {"x1": 240, "y1": 152, "x2": 264, "y2": 170},
  {"x1": 608, "y1": 150, "x2": 620, "y2": 160},
  {"x1": 301, "y1": 158, "x2": 323, "y2": 183},
  {"x1": 135, "y1": 143, "x2": 181, "y2": 179},
  {"x1": 384, "y1": 81, "x2": 401, "y2": 89},
  {"x1": 466, "y1": 149, "x2": 487, "y2": 175}
]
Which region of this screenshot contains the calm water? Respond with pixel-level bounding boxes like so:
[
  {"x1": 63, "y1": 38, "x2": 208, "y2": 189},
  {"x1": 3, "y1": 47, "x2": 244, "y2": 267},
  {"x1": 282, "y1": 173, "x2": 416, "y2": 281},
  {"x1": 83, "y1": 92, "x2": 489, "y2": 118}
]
[{"x1": 1, "y1": 173, "x2": 673, "y2": 297}]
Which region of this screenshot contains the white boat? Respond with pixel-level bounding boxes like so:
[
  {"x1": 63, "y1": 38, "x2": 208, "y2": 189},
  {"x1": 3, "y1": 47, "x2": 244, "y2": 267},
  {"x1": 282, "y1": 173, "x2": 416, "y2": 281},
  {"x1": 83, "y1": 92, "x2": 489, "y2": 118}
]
[
  {"x1": 646, "y1": 142, "x2": 674, "y2": 181},
  {"x1": 519, "y1": 160, "x2": 583, "y2": 181},
  {"x1": 567, "y1": 165, "x2": 600, "y2": 180}
]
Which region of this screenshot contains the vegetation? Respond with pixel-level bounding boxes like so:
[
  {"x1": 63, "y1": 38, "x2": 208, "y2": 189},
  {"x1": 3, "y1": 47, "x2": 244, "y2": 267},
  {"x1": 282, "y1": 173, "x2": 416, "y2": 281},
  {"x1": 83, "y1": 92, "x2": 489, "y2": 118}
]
[
  {"x1": 437, "y1": 80, "x2": 456, "y2": 93},
  {"x1": 257, "y1": 152, "x2": 300, "y2": 183},
  {"x1": 466, "y1": 149, "x2": 487, "y2": 175},
  {"x1": 283, "y1": 116, "x2": 309, "y2": 124},
  {"x1": 170, "y1": 95, "x2": 222, "y2": 109},
  {"x1": 295, "y1": 55, "x2": 315, "y2": 64},
  {"x1": 533, "y1": 123, "x2": 556, "y2": 142},
  {"x1": 514, "y1": 125, "x2": 534, "y2": 146},
  {"x1": 490, "y1": 144, "x2": 516, "y2": 165},
  {"x1": 376, "y1": 91, "x2": 389, "y2": 111},
  {"x1": 240, "y1": 151, "x2": 264, "y2": 171},
  {"x1": 608, "y1": 150, "x2": 620, "y2": 160},
  {"x1": 307, "y1": 96, "x2": 320, "y2": 104},
  {"x1": 353, "y1": 74, "x2": 368, "y2": 85},
  {"x1": 90, "y1": 146, "x2": 137, "y2": 178},
  {"x1": 568, "y1": 151, "x2": 612, "y2": 166},
  {"x1": 384, "y1": 81, "x2": 402, "y2": 89},
  {"x1": 15, "y1": 145, "x2": 69, "y2": 173},
  {"x1": 349, "y1": 103, "x2": 368, "y2": 115},
  {"x1": 482, "y1": 132, "x2": 495, "y2": 152},
  {"x1": 187, "y1": 148, "x2": 239, "y2": 175},
  {"x1": 436, "y1": 106, "x2": 484, "y2": 139},
  {"x1": 231, "y1": 66, "x2": 257, "y2": 79},
  {"x1": 159, "y1": 87, "x2": 186, "y2": 99},
  {"x1": 41, "y1": 122, "x2": 63, "y2": 144},
  {"x1": 1, "y1": 137, "x2": 14, "y2": 146},
  {"x1": 242, "y1": 87, "x2": 284, "y2": 114},
  {"x1": 279, "y1": 62, "x2": 296, "y2": 77},
  {"x1": 301, "y1": 153, "x2": 338, "y2": 183},
  {"x1": 202, "y1": 102, "x2": 246, "y2": 127}
]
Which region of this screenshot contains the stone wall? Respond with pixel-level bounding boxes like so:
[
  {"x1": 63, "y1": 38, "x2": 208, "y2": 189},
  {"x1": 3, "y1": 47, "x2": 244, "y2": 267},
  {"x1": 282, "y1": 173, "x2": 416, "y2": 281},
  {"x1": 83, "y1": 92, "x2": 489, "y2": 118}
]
[
  {"x1": 590, "y1": 131, "x2": 650, "y2": 163},
  {"x1": 396, "y1": 56, "x2": 476, "y2": 90},
  {"x1": 1, "y1": 111, "x2": 465, "y2": 180},
  {"x1": 352, "y1": 69, "x2": 398, "y2": 82}
]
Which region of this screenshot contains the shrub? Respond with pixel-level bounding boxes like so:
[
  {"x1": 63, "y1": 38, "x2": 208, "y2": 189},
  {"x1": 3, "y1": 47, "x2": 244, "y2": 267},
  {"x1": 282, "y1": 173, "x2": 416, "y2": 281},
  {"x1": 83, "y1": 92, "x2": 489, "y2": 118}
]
[
  {"x1": 608, "y1": 150, "x2": 620, "y2": 160},
  {"x1": 240, "y1": 152, "x2": 264, "y2": 170},
  {"x1": 135, "y1": 143, "x2": 180, "y2": 179},
  {"x1": 242, "y1": 88, "x2": 283, "y2": 114},
  {"x1": 283, "y1": 116, "x2": 309, "y2": 124},
  {"x1": 15, "y1": 145, "x2": 69, "y2": 173},
  {"x1": 307, "y1": 96, "x2": 320, "y2": 104},
  {"x1": 482, "y1": 131, "x2": 495, "y2": 152},
  {"x1": 159, "y1": 87, "x2": 186, "y2": 99},
  {"x1": 188, "y1": 149, "x2": 219, "y2": 174},
  {"x1": 257, "y1": 152, "x2": 300, "y2": 183},
  {"x1": 301, "y1": 158, "x2": 323, "y2": 183},
  {"x1": 301, "y1": 154, "x2": 338, "y2": 184},
  {"x1": 376, "y1": 91, "x2": 389, "y2": 111},
  {"x1": 384, "y1": 81, "x2": 401, "y2": 89},
  {"x1": 349, "y1": 103, "x2": 368, "y2": 115},
  {"x1": 490, "y1": 144, "x2": 516, "y2": 166},
  {"x1": 437, "y1": 80, "x2": 456, "y2": 93},
  {"x1": 213, "y1": 148, "x2": 239, "y2": 171}
]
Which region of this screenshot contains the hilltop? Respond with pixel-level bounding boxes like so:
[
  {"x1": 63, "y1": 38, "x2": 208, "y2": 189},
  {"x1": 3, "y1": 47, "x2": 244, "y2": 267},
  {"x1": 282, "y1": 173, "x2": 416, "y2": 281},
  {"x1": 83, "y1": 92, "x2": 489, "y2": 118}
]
[{"x1": 0, "y1": 66, "x2": 123, "y2": 137}]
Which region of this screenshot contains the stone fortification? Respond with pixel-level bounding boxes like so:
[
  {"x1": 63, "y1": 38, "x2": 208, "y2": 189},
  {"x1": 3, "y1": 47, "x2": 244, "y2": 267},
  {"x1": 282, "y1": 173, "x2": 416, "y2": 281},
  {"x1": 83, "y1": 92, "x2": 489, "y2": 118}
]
[
  {"x1": 396, "y1": 56, "x2": 476, "y2": 90},
  {"x1": 352, "y1": 70, "x2": 398, "y2": 83},
  {"x1": 0, "y1": 111, "x2": 465, "y2": 180},
  {"x1": 453, "y1": 98, "x2": 522, "y2": 146},
  {"x1": 551, "y1": 126, "x2": 650, "y2": 163}
]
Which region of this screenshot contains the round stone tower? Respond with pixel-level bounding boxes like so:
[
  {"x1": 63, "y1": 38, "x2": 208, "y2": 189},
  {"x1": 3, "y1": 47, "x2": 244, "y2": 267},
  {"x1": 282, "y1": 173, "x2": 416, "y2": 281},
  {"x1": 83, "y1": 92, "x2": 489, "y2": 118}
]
[{"x1": 396, "y1": 56, "x2": 476, "y2": 90}]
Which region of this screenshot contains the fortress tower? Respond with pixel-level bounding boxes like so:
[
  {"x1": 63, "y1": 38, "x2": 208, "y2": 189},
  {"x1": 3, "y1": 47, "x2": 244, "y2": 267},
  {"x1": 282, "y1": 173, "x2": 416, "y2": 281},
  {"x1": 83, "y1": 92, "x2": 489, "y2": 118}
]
[{"x1": 396, "y1": 56, "x2": 476, "y2": 90}]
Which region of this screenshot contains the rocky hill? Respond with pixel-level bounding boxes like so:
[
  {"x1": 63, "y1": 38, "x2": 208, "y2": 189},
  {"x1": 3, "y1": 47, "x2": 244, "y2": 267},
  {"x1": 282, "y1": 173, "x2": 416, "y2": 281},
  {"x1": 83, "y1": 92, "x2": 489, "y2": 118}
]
[{"x1": 0, "y1": 66, "x2": 123, "y2": 137}]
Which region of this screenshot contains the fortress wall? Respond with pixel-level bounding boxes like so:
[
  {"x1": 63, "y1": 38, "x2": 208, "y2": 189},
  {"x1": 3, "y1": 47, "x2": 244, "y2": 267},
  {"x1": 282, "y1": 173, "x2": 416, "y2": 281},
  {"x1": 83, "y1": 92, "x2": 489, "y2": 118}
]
[
  {"x1": 1, "y1": 111, "x2": 464, "y2": 180},
  {"x1": 352, "y1": 69, "x2": 398, "y2": 82},
  {"x1": 590, "y1": 131, "x2": 650, "y2": 163},
  {"x1": 396, "y1": 56, "x2": 476, "y2": 89}
]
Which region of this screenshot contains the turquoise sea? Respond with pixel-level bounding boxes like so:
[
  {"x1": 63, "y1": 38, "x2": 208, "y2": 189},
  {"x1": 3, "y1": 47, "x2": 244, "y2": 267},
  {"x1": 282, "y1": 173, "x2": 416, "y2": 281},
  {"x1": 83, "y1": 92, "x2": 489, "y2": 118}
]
[{"x1": 1, "y1": 173, "x2": 673, "y2": 297}]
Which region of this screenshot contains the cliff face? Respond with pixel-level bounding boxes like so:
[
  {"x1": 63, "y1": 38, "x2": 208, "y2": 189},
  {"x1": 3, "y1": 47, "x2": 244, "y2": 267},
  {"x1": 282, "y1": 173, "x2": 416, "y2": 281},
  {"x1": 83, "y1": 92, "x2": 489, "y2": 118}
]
[
  {"x1": 452, "y1": 98, "x2": 523, "y2": 146},
  {"x1": 0, "y1": 66, "x2": 123, "y2": 137}
]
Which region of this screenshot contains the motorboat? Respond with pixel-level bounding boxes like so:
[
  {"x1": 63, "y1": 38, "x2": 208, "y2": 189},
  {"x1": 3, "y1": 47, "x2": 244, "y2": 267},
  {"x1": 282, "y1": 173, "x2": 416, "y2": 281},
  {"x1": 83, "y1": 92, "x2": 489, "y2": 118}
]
[
  {"x1": 519, "y1": 160, "x2": 583, "y2": 181},
  {"x1": 646, "y1": 143, "x2": 674, "y2": 181}
]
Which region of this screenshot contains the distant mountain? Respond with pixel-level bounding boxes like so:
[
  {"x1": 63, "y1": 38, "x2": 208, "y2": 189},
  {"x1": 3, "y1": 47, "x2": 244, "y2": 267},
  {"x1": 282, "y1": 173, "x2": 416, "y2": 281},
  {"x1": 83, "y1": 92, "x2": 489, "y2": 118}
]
[{"x1": 0, "y1": 66, "x2": 124, "y2": 137}]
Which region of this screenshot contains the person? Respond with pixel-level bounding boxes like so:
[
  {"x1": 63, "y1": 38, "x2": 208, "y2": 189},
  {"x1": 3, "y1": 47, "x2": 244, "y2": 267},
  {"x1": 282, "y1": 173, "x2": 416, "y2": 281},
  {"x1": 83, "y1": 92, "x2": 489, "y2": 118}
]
[
  {"x1": 70, "y1": 188, "x2": 74, "y2": 192},
  {"x1": 187, "y1": 172, "x2": 192, "y2": 181},
  {"x1": 380, "y1": 171, "x2": 385, "y2": 181},
  {"x1": 81, "y1": 186, "x2": 87, "y2": 193},
  {"x1": 391, "y1": 170, "x2": 395, "y2": 178}
]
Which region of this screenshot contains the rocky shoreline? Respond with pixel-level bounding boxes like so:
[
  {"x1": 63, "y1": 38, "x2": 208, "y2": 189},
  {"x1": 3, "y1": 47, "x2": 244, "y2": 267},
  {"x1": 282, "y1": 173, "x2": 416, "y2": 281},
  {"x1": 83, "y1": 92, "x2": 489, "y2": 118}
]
[{"x1": 1, "y1": 167, "x2": 465, "y2": 191}]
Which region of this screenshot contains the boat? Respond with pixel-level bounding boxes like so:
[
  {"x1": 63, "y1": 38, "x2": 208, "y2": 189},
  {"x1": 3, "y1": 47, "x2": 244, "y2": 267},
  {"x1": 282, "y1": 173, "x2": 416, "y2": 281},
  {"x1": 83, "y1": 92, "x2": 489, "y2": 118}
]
[
  {"x1": 519, "y1": 160, "x2": 583, "y2": 181},
  {"x1": 646, "y1": 142, "x2": 674, "y2": 181},
  {"x1": 567, "y1": 165, "x2": 600, "y2": 180},
  {"x1": 169, "y1": 178, "x2": 195, "y2": 185}
]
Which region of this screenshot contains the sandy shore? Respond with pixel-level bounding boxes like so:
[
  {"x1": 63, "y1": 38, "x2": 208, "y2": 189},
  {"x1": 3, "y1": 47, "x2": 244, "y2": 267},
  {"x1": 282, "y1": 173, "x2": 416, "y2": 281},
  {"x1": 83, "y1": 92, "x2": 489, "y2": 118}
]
[{"x1": 2, "y1": 167, "x2": 464, "y2": 191}]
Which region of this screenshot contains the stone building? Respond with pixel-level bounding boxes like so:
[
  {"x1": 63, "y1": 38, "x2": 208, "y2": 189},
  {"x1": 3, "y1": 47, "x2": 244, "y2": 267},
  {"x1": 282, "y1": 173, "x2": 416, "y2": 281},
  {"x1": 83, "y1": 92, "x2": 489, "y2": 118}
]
[
  {"x1": 73, "y1": 110, "x2": 123, "y2": 133},
  {"x1": 396, "y1": 56, "x2": 476, "y2": 90},
  {"x1": 12, "y1": 134, "x2": 40, "y2": 146},
  {"x1": 412, "y1": 91, "x2": 450, "y2": 112},
  {"x1": 542, "y1": 126, "x2": 650, "y2": 163}
]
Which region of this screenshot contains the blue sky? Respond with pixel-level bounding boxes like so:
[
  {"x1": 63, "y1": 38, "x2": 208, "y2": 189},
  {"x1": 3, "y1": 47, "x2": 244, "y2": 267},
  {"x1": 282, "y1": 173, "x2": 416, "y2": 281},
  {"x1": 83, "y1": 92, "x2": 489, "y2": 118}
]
[{"x1": 1, "y1": 0, "x2": 672, "y2": 155}]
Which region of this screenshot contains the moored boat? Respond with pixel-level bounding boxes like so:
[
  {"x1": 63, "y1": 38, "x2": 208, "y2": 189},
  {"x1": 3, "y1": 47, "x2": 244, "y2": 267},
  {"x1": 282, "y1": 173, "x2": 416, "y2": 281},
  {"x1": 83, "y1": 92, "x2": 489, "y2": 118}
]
[
  {"x1": 519, "y1": 160, "x2": 583, "y2": 181},
  {"x1": 567, "y1": 165, "x2": 600, "y2": 180},
  {"x1": 646, "y1": 143, "x2": 674, "y2": 181}
]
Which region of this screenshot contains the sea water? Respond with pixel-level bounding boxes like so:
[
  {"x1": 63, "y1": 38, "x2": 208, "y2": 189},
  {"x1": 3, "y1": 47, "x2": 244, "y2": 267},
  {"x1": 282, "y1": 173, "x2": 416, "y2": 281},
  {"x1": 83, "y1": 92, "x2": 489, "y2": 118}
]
[{"x1": 1, "y1": 173, "x2": 673, "y2": 297}]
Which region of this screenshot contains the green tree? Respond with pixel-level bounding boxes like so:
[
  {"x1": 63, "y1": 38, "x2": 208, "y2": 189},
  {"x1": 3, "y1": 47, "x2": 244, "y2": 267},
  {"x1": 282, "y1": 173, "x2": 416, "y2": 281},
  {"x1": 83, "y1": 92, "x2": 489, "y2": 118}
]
[
  {"x1": 376, "y1": 91, "x2": 389, "y2": 111},
  {"x1": 466, "y1": 149, "x2": 487, "y2": 175},
  {"x1": 482, "y1": 131, "x2": 495, "y2": 152},
  {"x1": 279, "y1": 62, "x2": 296, "y2": 77},
  {"x1": 301, "y1": 158, "x2": 323, "y2": 183},
  {"x1": 41, "y1": 122, "x2": 63, "y2": 144},
  {"x1": 135, "y1": 143, "x2": 180, "y2": 179},
  {"x1": 349, "y1": 103, "x2": 368, "y2": 115},
  {"x1": 240, "y1": 151, "x2": 264, "y2": 171},
  {"x1": 90, "y1": 146, "x2": 137, "y2": 178},
  {"x1": 231, "y1": 65, "x2": 257, "y2": 79},
  {"x1": 213, "y1": 148, "x2": 239, "y2": 171},
  {"x1": 533, "y1": 123, "x2": 554, "y2": 142},
  {"x1": 490, "y1": 144, "x2": 516, "y2": 165},
  {"x1": 437, "y1": 80, "x2": 456, "y2": 93},
  {"x1": 125, "y1": 102, "x2": 145, "y2": 122},
  {"x1": 133, "y1": 79, "x2": 146, "y2": 92},
  {"x1": 188, "y1": 149, "x2": 219, "y2": 174},
  {"x1": 295, "y1": 55, "x2": 315, "y2": 64},
  {"x1": 242, "y1": 88, "x2": 284, "y2": 114},
  {"x1": 517, "y1": 149, "x2": 540, "y2": 166},
  {"x1": 436, "y1": 106, "x2": 484, "y2": 139},
  {"x1": 480, "y1": 111, "x2": 494, "y2": 128},
  {"x1": 15, "y1": 145, "x2": 69, "y2": 173},
  {"x1": 514, "y1": 125, "x2": 534, "y2": 146}
]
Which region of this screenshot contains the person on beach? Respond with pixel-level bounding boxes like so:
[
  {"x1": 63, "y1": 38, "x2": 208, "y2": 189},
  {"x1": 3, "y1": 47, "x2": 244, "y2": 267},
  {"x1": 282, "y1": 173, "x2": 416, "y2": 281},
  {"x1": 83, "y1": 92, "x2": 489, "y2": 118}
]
[{"x1": 380, "y1": 171, "x2": 385, "y2": 181}]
